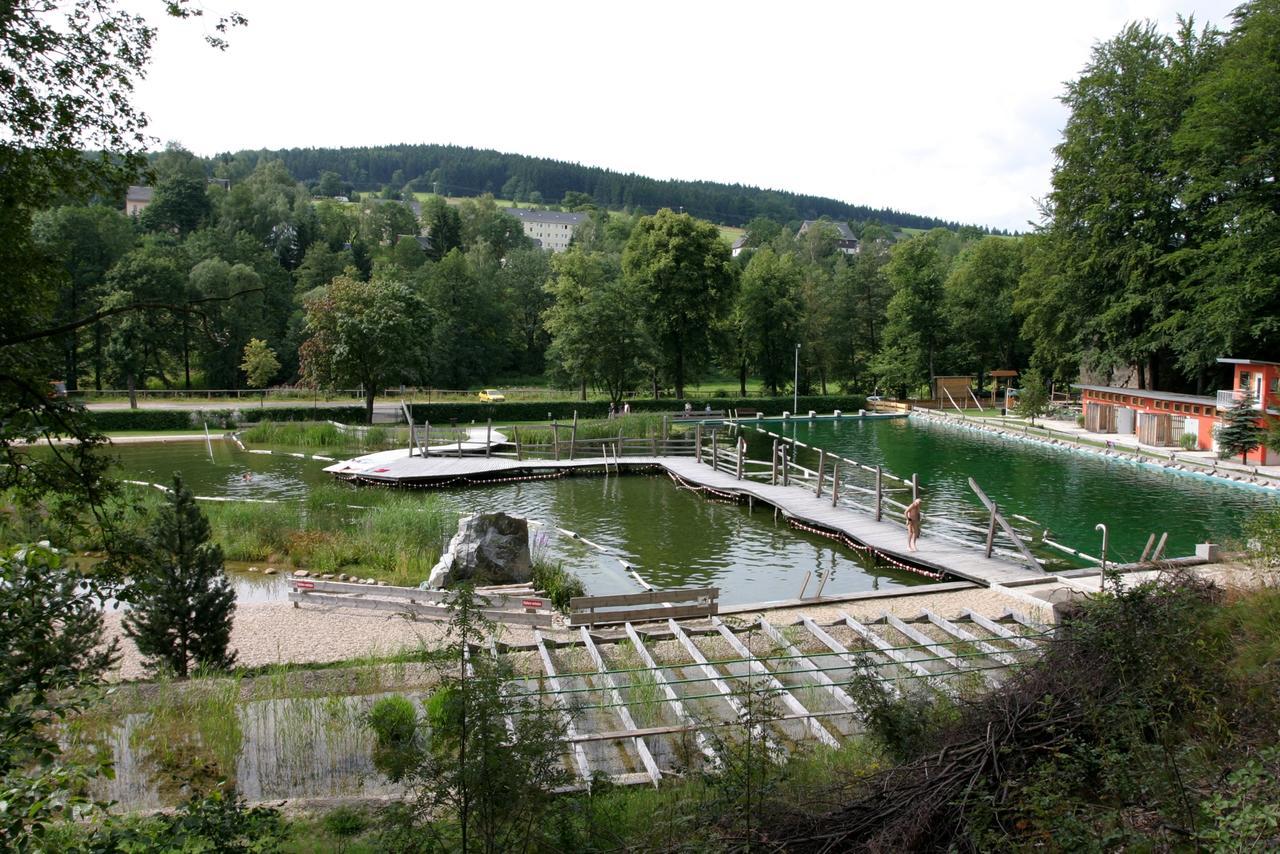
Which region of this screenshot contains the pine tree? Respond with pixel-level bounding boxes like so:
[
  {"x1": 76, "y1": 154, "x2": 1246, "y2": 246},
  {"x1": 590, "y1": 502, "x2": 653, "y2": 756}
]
[
  {"x1": 124, "y1": 475, "x2": 237, "y2": 677},
  {"x1": 1014, "y1": 367, "x2": 1051, "y2": 425},
  {"x1": 1217, "y1": 392, "x2": 1263, "y2": 464}
]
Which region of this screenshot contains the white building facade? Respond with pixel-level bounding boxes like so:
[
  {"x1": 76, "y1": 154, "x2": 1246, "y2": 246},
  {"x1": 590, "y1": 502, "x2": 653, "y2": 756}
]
[{"x1": 504, "y1": 208, "x2": 586, "y2": 253}]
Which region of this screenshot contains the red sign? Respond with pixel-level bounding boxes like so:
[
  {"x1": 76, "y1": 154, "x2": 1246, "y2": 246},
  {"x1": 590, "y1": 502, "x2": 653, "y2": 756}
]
[
  {"x1": 521, "y1": 598, "x2": 544, "y2": 609},
  {"x1": 294, "y1": 580, "x2": 315, "y2": 590}
]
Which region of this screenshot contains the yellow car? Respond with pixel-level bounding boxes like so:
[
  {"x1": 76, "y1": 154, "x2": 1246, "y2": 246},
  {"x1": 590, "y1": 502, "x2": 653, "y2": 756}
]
[{"x1": 478, "y1": 389, "x2": 506, "y2": 402}]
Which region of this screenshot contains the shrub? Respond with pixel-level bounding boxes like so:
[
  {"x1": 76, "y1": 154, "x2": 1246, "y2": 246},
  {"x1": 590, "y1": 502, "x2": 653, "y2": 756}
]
[
  {"x1": 1179, "y1": 432, "x2": 1199, "y2": 450},
  {"x1": 322, "y1": 805, "x2": 370, "y2": 852},
  {"x1": 368, "y1": 694, "x2": 418, "y2": 749},
  {"x1": 531, "y1": 560, "x2": 586, "y2": 612}
]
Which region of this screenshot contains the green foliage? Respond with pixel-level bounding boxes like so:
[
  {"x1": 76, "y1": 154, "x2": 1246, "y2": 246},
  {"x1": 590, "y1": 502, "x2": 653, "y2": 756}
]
[
  {"x1": 86, "y1": 787, "x2": 289, "y2": 853},
  {"x1": 1014, "y1": 366, "x2": 1051, "y2": 424},
  {"x1": 407, "y1": 393, "x2": 869, "y2": 423},
  {"x1": 1180, "y1": 431, "x2": 1199, "y2": 450},
  {"x1": 529, "y1": 560, "x2": 585, "y2": 612},
  {"x1": 368, "y1": 695, "x2": 419, "y2": 750},
  {"x1": 241, "y1": 338, "x2": 281, "y2": 390},
  {"x1": 736, "y1": 248, "x2": 803, "y2": 396},
  {"x1": 123, "y1": 475, "x2": 237, "y2": 677},
  {"x1": 1197, "y1": 747, "x2": 1280, "y2": 852},
  {"x1": 322, "y1": 806, "x2": 371, "y2": 853},
  {"x1": 1218, "y1": 392, "x2": 1263, "y2": 462}
]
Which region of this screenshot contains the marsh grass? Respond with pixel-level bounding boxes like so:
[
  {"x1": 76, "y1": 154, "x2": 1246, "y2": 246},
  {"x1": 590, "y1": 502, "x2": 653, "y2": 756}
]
[
  {"x1": 615, "y1": 640, "x2": 664, "y2": 728},
  {"x1": 513, "y1": 414, "x2": 679, "y2": 444}
]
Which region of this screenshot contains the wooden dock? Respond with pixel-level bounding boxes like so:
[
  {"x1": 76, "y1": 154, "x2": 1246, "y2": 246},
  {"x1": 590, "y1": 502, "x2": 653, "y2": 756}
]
[{"x1": 324, "y1": 436, "x2": 1046, "y2": 588}]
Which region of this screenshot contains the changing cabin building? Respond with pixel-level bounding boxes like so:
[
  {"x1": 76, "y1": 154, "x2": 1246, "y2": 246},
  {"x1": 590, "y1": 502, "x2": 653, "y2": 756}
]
[
  {"x1": 504, "y1": 208, "x2": 586, "y2": 253},
  {"x1": 1075, "y1": 358, "x2": 1280, "y2": 464}
]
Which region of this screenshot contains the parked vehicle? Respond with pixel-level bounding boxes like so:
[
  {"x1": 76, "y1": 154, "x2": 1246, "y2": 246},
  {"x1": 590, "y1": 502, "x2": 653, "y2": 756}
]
[{"x1": 478, "y1": 389, "x2": 506, "y2": 402}]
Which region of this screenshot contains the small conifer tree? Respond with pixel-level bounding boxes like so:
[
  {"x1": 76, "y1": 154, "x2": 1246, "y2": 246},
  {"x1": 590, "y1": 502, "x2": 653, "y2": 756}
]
[
  {"x1": 1014, "y1": 367, "x2": 1051, "y2": 425},
  {"x1": 1217, "y1": 392, "x2": 1263, "y2": 464},
  {"x1": 124, "y1": 475, "x2": 236, "y2": 677}
]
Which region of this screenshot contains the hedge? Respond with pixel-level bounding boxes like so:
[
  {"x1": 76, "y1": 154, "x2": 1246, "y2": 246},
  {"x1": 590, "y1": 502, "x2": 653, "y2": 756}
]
[
  {"x1": 409, "y1": 395, "x2": 869, "y2": 424},
  {"x1": 84, "y1": 395, "x2": 868, "y2": 430}
]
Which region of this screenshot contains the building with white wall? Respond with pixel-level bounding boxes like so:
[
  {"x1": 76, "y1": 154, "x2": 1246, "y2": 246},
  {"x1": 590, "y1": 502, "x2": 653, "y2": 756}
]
[{"x1": 504, "y1": 208, "x2": 586, "y2": 253}]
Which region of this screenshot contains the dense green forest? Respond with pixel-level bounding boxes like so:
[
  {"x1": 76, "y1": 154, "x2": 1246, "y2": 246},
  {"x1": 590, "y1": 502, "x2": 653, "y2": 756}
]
[
  {"x1": 200, "y1": 143, "x2": 981, "y2": 233},
  {"x1": 26, "y1": 2, "x2": 1280, "y2": 416}
]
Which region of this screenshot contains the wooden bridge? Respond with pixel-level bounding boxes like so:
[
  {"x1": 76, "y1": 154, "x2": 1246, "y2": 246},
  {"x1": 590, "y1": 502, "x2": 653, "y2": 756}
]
[{"x1": 323, "y1": 424, "x2": 1049, "y2": 588}]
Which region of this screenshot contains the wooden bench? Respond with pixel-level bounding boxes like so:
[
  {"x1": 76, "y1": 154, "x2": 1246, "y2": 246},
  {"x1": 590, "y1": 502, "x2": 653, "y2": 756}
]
[
  {"x1": 569, "y1": 587, "x2": 719, "y2": 626},
  {"x1": 734, "y1": 408, "x2": 760, "y2": 419},
  {"x1": 673, "y1": 409, "x2": 726, "y2": 419}
]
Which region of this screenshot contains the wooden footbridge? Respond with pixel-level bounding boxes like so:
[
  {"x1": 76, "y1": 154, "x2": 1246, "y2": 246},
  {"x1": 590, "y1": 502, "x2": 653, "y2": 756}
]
[{"x1": 324, "y1": 422, "x2": 1050, "y2": 587}]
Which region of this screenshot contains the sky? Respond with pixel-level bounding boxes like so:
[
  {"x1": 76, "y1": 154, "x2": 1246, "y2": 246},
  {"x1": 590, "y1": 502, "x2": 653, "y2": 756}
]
[{"x1": 135, "y1": 0, "x2": 1241, "y2": 232}]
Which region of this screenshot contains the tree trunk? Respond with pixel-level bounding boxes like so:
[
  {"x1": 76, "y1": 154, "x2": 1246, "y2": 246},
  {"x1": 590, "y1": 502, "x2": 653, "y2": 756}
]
[
  {"x1": 651, "y1": 370, "x2": 659, "y2": 400},
  {"x1": 674, "y1": 344, "x2": 685, "y2": 400},
  {"x1": 1136, "y1": 361, "x2": 1147, "y2": 390},
  {"x1": 579, "y1": 379, "x2": 587, "y2": 401},
  {"x1": 365, "y1": 386, "x2": 375, "y2": 424},
  {"x1": 183, "y1": 316, "x2": 191, "y2": 390},
  {"x1": 93, "y1": 324, "x2": 104, "y2": 390},
  {"x1": 127, "y1": 373, "x2": 137, "y2": 410},
  {"x1": 739, "y1": 361, "x2": 747, "y2": 396}
]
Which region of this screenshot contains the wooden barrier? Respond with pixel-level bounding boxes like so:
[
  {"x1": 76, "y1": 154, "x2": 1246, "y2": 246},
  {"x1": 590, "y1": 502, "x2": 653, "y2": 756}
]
[
  {"x1": 289, "y1": 578, "x2": 556, "y2": 627},
  {"x1": 569, "y1": 587, "x2": 719, "y2": 627}
]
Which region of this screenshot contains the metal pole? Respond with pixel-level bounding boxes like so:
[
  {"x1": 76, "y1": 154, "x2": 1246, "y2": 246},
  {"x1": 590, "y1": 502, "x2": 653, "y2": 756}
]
[
  {"x1": 830, "y1": 459, "x2": 840, "y2": 507},
  {"x1": 815, "y1": 448, "x2": 826, "y2": 497},
  {"x1": 770, "y1": 439, "x2": 779, "y2": 484},
  {"x1": 1095, "y1": 523, "x2": 1109, "y2": 577}
]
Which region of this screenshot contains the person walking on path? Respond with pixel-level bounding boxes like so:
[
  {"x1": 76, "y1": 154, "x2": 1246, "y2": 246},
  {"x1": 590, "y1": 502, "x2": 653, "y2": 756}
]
[{"x1": 905, "y1": 497, "x2": 922, "y2": 552}]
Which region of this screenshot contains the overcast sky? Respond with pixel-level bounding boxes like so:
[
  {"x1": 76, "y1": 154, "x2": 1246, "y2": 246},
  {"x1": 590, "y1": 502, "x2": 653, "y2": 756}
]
[{"x1": 135, "y1": 0, "x2": 1240, "y2": 232}]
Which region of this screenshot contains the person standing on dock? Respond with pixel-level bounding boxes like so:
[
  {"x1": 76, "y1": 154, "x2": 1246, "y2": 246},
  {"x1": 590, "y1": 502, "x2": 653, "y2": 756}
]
[{"x1": 906, "y1": 498, "x2": 922, "y2": 552}]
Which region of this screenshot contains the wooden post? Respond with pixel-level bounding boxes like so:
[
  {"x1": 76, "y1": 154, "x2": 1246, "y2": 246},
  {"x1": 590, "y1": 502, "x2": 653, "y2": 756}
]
[
  {"x1": 457, "y1": 436, "x2": 463, "y2": 458},
  {"x1": 874, "y1": 465, "x2": 883, "y2": 522},
  {"x1": 695, "y1": 424, "x2": 703, "y2": 463},
  {"x1": 771, "y1": 439, "x2": 779, "y2": 484},
  {"x1": 711, "y1": 430, "x2": 719, "y2": 472},
  {"x1": 815, "y1": 448, "x2": 826, "y2": 497},
  {"x1": 911, "y1": 473, "x2": 919, "y2": 501},
  {"x1": 485, "y1": 419, "x2": 491, "y2": 459},
  {"x1": 662, "y1": 415, "x2": 669, "y2": 441},
  {"x1": 570, "y1": 422, "x2": 577, "y2": 461},
  {"x1": 552, "y1": 421, "x2": 560, "y2": 461},
  {"x1": 736, "y1": 437, "x2": 744, "y2": 480},
  {"x1": 782, "y1": 444, "x2": 790, "y2": 486},
  {"x1": 424, "y1": 420, "x2": 431, "y2": 454},
  {"x1": 985, "y1": 510, "x2": 997, "y2": 558},
  {"x1": 515, "y1": 426, "x2": 522, "y2": 461},
  {"x1": 830, "y1": 459, "x2": 841, "y2": 507},
  {"x1": 651, "y1": 434, "x2": 658, "y2": 456}
]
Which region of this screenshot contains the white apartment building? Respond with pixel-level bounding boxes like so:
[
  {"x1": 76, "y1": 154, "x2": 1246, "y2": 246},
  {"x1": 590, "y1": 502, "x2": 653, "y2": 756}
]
[{"x1": 504, "y1": 208, "x2": 587, "y2": 253}]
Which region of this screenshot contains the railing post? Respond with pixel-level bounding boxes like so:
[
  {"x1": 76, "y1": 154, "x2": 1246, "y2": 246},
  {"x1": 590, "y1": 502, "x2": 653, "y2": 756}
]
[
  {"x1": 569, "y1": 420, "x2": 577, "y2": 461},
  {"x1": 875, "y1": 465, "x2": 883, "y2": 522},
  {"x1": 711, "y1": 430, "x2": 719, "y2": 472},
  {"x1": 457, "y1": 436, "x2": 463, "y2": 458},
  {"x1": 424, "y1": 420, "x2": 431, "y2": 453},
  {"x1": 662, "y1": 415, "x2": 669, "y2": 441},
  {"x1": 782, "y1": 444, "x2": 790, "y2": 486},
  {"x1": 736, "y1": 437, "x2": 744, "y2": 480},
  {"x1": 485, "y1": 419, "x2": 491, "y2": 458},
  {"x1": 815, "y1": 448, "x2": 826, "y2": 497},
  {"x1": 515, "y1": 426, "x2": 522, "y2": 461},
  {"x1": 911, "y1": 472, "x2": 919, "y2": 502},
  {"x1": 830, "y1": 459, "x2": 840, "y2": 507},
  {"x1": 695, "y1": 424, "x2": 703, "y2": 463},
  {"x1": 985, "y1": 510, "x2": 997, "y2": 558},
  {"x1": 553, "y1": 421, "x2": 560, "y2": 461},
  {"x1": 770, "y1": 439, "x2": 779, "y2": 484}
]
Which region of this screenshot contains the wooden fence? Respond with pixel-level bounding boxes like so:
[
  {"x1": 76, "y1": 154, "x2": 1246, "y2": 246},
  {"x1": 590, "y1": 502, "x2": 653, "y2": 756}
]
[
  {"x1": 288, "y1": 578, "x2": 556, "y2": 627},
  {"x1": 569, "y1": 587, "x2": 720, "y2": 627}
]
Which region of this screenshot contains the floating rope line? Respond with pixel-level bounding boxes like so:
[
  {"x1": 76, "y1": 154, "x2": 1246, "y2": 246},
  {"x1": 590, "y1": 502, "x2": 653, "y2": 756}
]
[{"x1": 785, "y1": 518, "x2": 945, "y2": 581}]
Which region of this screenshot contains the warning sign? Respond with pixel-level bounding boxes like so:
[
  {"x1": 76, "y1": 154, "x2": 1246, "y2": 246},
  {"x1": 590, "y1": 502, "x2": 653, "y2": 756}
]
[
  {"x1": 294, "y1": 580, "x2": 315, "y2": 590},
  {"x1": 521, "y1": 599, "x2": 544, "y2": 609}
]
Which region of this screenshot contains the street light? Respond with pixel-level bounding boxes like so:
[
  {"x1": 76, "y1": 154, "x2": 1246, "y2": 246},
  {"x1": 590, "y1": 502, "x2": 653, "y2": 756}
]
[{"x1": 793, "y1": 343, "x2": 801, "y2": 413}]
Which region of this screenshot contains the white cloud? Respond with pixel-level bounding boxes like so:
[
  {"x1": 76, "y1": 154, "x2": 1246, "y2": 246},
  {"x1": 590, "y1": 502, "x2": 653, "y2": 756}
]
[{"x1": 134, "y1": 0, "x2": 1240, "y2": 231}]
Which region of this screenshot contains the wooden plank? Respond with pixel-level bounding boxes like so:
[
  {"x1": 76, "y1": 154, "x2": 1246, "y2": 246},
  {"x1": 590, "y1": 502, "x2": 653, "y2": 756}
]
[
  {"x1": 569, "y1": 587, "x2": 719, "y2": 609},
  {"x1": 1005, "y1": 609, "x2": 1051, "y2": 635},
  {"x1": 623, "y1": 623, "x2": 717, "y2": 765},
  {"x1": 756, "y1": 617, "x2": 857, "y2": 712},
  {"x1": 667, "y1": 618, "x2": 762, "y2": 741},
  {"x1": 964, "y1": 609, "x2": 1039, "y2": 651},
  {"x1": 921, "y1": 610, "x2": 1018, "y2": 668},
  {"x1": 839, "y1": 612, "x2": 933, "y2": 679},
  {"x1": 534, "y1": 630, "x2": 593, "y2": 781},
  {"x1": 295, "y1": 578, "x2": 549, "y2": 611},
  {"x1": 484, "y1": 635, "x2": 518, "y2": 739},
  {"x1": 580, "y1": 628, "x2": 661, "y2": 786},
  {"x1": 882, "y1": 613, "x2": 987, "y2": 681},
  {"x1": 712, "y1": 618, "x2": 839, "y2": 747},
  {"x1": 288, "y1": 592, "x2": 553, "y2": 627},
  {"x1": 967, "y1": 478, "x2": 1042, "y2": 571},
  {"x1": 569, "y1": 602, "x2": 718, "y2": 627}
]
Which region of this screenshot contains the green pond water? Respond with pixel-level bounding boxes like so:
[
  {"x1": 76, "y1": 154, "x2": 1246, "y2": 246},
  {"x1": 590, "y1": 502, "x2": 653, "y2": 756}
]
[{"x1": 749, "y1": 418, "x2": 1276, "y2": 564}]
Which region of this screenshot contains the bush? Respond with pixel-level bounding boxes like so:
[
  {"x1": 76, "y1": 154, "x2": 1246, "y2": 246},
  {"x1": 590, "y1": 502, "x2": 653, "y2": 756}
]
[
  {"x1": 409, "y1": 394, "x2": 868, "y2": 424},
  {"x1": 1179, "y1": 432, "x2": 1199, "y2": 450},
  {"x1": 368, "y1": 694, "x2": 418, "y2": 749},
  {"x1": 530, "y1": 561, "x2": 586, "y2": 612},
  {"x1": 86, "y1": 409, "x2": 201, "y2": 431}
]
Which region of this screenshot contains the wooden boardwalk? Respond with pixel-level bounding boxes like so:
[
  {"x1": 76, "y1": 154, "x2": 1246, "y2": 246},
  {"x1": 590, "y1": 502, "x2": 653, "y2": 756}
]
[{"x1": 324, "y1": 448, "x2": 1045, "y2": 587}]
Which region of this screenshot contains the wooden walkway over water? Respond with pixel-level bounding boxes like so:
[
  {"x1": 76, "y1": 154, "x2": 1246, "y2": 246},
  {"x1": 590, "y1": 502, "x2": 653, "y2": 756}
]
[{"x1": 324, "y1": 431, "x2": 1047, "y2": 587}]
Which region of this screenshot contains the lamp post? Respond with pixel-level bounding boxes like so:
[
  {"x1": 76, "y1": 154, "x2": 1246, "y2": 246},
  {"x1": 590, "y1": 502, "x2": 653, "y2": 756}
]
[{"x1": 793, "y1": 343, "x2": 801, "y2": 414}]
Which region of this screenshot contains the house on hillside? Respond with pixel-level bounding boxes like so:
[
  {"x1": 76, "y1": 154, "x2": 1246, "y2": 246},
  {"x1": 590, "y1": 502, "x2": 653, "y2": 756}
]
[
  {"x1": 504, "y1": 208, "x2": 586, "y2": 253},
  {"x1": 731, "y1": 234, "x2": 748, "y2": 257},
  {"x1": 797, "y1": 220, "x2": 859, "y2": 254},
  {"x1": 1075, "y1": 357, "x2": 1280, "y2": 464},
  {"x1": 125, "y1": 185, "x2": 153, "y2": 216}
]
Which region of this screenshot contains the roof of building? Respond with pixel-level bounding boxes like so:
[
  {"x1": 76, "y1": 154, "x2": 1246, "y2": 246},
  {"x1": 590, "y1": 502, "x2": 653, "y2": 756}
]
[
  {"x1": 988, "y1": 369, "x2": 1019, "y2": 377},
  {"x1": 1219, "y1": 358, "x2": 1280, "y2": 367},
  {"x1": 1073, "y1": 384, "x2": 1217, "y2": 407},
  {"x1": 504, "y1": 207, "x2": 587, "y2": 225},
  {"x1": 731, "y1": 235, "x2": 748, "y2": 250},
  {"x1": 126, "y1": 185, "x2": 153, "y2": 202},
  {"x1": 798, "y1": 219, "x2": 857, "y2": 241}
]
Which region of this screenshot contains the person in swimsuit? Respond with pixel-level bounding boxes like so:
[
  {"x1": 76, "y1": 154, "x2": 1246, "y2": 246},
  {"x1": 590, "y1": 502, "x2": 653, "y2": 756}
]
[{"x1": 905, "y1": 498, "x2": 922, "y2": 552}]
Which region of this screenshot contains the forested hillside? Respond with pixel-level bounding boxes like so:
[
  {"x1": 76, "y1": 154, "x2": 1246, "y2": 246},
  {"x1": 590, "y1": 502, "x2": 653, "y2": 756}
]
[{"x1": 201, "y1": 143, "x2": 978, "y2": 233}]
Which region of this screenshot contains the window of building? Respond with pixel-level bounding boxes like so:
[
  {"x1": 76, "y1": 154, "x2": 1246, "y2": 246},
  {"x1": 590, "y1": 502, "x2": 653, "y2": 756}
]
[{"x1": 1239, "y1": 371, "x2": 1252, "y2": 390}]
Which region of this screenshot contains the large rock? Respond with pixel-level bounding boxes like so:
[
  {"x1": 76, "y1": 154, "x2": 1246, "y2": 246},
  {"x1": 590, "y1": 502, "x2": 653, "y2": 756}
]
[{"x1": 425, "y1": 512, "x2": 532, "y2": 588}]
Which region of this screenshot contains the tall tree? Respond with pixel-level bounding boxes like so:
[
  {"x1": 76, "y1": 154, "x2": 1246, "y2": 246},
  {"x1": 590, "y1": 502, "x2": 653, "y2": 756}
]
[
  {"x1": 1217, "y1": 392, "x2": 1263, "y2": 463},
  {"x1": 421, "y1": 196, "x2": 463, "y2": 261},
  {"x1": 124, "y1": 475, "x2": 237, "y2": 678},
  {"x1": 737, "y1": 248, "x2": 802, "y2": 396},
  {"x1": 622, "y1": 209, "x2": 735, "y2": 399},
  {"x1": 300, "y1": 273, "x2": 426, "y2": 422},
  {"x1": 872, "y1": 229, "x2": 955, "y2": 392},
  {"x1": 944, "y1": 237, "x2": 1026, "y2": 389}
]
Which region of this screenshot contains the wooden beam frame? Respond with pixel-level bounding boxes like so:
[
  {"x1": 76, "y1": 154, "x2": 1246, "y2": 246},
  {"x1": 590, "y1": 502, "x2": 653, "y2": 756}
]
[{"x1": 580, "y1": 628, "x2": 662, "y2": 786}]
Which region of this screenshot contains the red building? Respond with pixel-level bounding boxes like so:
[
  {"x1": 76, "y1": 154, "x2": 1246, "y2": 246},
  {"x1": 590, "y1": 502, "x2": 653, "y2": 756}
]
[{"x1": 1075, "y1": 358, "x2": 1279, "y2": 465}]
